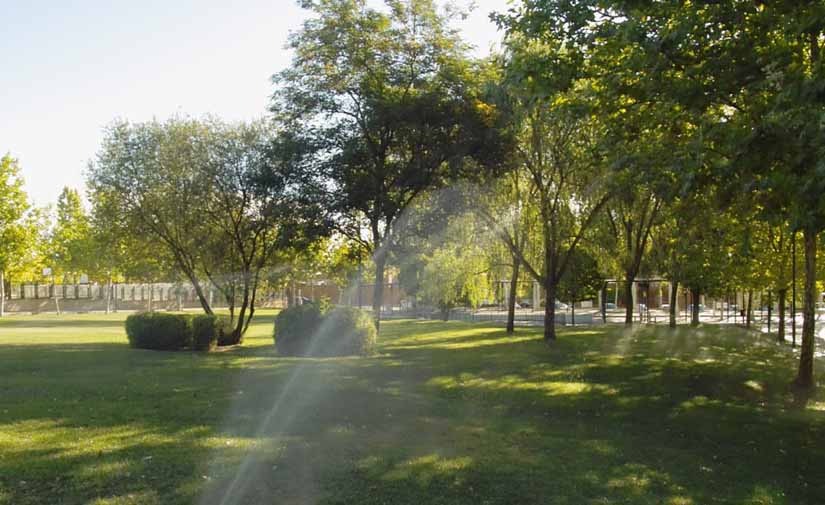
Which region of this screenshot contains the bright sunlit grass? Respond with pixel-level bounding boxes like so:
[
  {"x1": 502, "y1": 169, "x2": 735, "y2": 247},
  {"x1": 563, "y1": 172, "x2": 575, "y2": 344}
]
[{"x1": 1, "y1": 313, "x2": 824, "y2": 504}]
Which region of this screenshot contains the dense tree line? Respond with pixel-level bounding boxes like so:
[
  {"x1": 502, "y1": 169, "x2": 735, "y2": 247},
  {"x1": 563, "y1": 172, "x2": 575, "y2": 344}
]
[{"x1": 3, "y1": 0, "x2": 823, "y2": 388}]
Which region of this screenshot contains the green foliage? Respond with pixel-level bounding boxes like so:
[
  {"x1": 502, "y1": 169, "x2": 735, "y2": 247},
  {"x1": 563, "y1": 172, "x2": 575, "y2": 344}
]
[
  {"x1": 0, "y1": 155, "x2": 40, "y2": 281},
  {"x1": 273, "y1": 302, "x2": 376, "y2": 357},
  {"x1": 276, "y1": 0, "x2": 511, "y2": 321},
  {"x1": 88, "y1": 117, "x2": 329, "y2": 338},
  {"x1": 420, "y1": 243, "x2": 490, "y2": 317},
  {"x1": 125, "y1": 312, "x2": 193, "y2": 351},
  {"x1": 49, "y1": 186, "x2": 91, "y2": 280},
  {"x1": 557, "y1": 248, "x2": 603, "y2": 304},
  {"x1": 192, "y1": 314, "x2": 228, "y2": 351}
]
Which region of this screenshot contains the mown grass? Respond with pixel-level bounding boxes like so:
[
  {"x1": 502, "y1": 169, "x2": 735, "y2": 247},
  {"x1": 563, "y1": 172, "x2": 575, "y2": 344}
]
[{"x1": 1, "y1": 312, "x2": 825, "y2": 504}]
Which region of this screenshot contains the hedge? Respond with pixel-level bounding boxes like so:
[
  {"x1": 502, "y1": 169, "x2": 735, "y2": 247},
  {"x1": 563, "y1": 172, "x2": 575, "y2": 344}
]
[
  {"x1": 273, "y1": 303, "x2": 376, "y2": 357},
  {"x1": 125, "y1": 312, "x2": 193, "y2": 351},
  {"x1": 125, "y1": 312, "x2": 228, "y2": 352},
  {"x1": 192, "y1": 314, "x2": 228, "y2": 351}
]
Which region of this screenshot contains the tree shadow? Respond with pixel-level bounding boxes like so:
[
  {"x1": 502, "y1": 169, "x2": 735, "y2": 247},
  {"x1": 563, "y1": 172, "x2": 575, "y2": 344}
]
[{"x1": 3, "y1": 319, "x2": 825, "y2": 504}]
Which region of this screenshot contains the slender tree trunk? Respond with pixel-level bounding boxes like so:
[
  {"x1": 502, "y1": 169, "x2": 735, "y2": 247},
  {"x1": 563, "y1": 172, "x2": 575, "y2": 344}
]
[
  {"x1": 571, "y1": 300, "x2": 575, "y2": 327},
  {"x1": 286, "y1": 281, "x2": 295, "y2": 308},
  {"x1": 0, "y1": 270, "x2": 5, "y2": 318},
  {"x1": 225, "y1": 271, "x2": 252, "y2": 346},
  {"x1": 543, "y1": 279, "x2": 557, "y2": 341},
  {"x1": 624, "y1": 275, "x2": 634, "y2": 326},
  {"x1": 795, "y1": 228, "x2": 817, "y2": 389},
  {"x1": 669, "y1": 280, "x2": 678, "y2": 328},
  {"x1": 242, "y1": 271, "x2": 262, "y2": 336},
  {"x1": 767, "y1": 291, "x2": 773, "y2": 334},
  {"x1": 190, "y1": 277, "x2": 213, "y2": 315},
  {"x1": 746, "y1": 290, "x2": 753, "y2": 329},
  {"x1": 506, "y1": 256, "x2": 519, "y2": 334},
  {"x1": 778, "y1": 288, "x2": 787, "y2": 342},
  {"x1": 690, "y1": 287, "x2": 700, "y2": 326},
  {"x1": 601, "y1": 283, "x2": 607, "y2": 323},
  {"x1": 373, "y1": 255, "x2": 386, "y2": 332},
  {"x1": 105, "y1": 276, "x2": 112, "y2": 314}
]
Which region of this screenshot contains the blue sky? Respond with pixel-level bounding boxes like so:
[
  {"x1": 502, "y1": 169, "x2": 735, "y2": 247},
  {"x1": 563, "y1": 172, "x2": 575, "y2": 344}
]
[{"x1": 0, "y1": 0, "x2": 509, "y2": 206}]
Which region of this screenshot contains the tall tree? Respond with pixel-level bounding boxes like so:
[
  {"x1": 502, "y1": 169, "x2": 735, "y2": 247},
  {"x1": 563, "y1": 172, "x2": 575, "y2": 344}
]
[
  {"x1": 88, "y1": 118, "x2": 325, "y2": 343},
  {"x1": 50, "y1": 187, "x2": 91, "y2": 285},
  {"x1": 557, "y1": 247, "x2": 603, "y2": 325},
  {"x1": 503, "y1": 0, "x2": 825, "y2": 387},
  {"x1": 476, "y1": 170, "x2": 541, "y2": 334},
  {"x1": 274, "y1": 0, "x2": 508, "y2": 329},
  {"x1": 490, "y1": 87, "x2": 610, "y2": 341},
  {"x1": 0, "y1": 155, "x2": 36, "y2": 316}
]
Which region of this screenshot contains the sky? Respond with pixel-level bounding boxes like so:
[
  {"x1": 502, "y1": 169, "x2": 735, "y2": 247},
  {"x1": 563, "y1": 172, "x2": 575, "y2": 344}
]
[{"x1": 0, "y1": 0, "x2": 511, "y2": 207}]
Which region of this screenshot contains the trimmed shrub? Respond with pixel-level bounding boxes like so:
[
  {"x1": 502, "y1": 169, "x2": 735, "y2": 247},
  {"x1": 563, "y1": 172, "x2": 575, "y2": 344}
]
[
  {"x1": 125, "y1": 312, "x2": 193, "y2": 351},
  {"x1": 274, "y1": 303, "x2": 376, "y2": 357},
  {"x1": 192, "y1": 314, "x2": 227, "y2": 352},
  {"x1": 273, "y1": 303, "x2": 324, "y2": 356}
]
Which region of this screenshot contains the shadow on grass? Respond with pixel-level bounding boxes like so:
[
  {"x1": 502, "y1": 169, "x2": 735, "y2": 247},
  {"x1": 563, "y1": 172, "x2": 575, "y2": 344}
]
[{"x1": 2, "y1": 318, "x2": 825, "y2": 504}]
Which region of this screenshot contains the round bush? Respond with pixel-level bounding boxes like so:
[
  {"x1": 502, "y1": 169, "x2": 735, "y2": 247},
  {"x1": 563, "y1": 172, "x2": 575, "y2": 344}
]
[
  {"x1": 274, "y1": 303, "x2": 376, "y2": 357},
  {"x1": 192, "y1": 314, "x2": 228, "y2": 352},
  {"x1": 125, "y1": 312, "x2": 193, "y2": 351}
]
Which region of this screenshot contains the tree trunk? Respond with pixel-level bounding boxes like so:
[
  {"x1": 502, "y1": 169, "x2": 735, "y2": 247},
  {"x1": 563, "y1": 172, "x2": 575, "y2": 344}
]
[
  {"x1": 190, "y1": 277, "x2": 213, "y2": 315},
  {"x1": 571, "y1": 301, "x2": 575, "y2": 327},
  {"x1": 795, "y1": 228, "x2": 817, "y2": 389},
  {"x1": 506, "y1": 256, "x2": 519, "y2": 334},
  {"x1": 225, "y1": 273, "x2": 251, "y2": 346},
  {"x1": 373, "y1": 255, "x2": 386, "y2": 332},
  {"x1": 669, "y1": 280, "x2": 678, "y2": 328},
  {"x1": 601, "y1": 283, "x2": 607, "y2": 323},
  {"x1": 543, "y1": 279, "x2": 557, "y2": 341},
  {"x1": 767, "y1": 291, "x2": 773, "y2": 333},
  {"x1": 690, "y1": 287, "x2": 700, "y2": 326},
  {"x1": 0, "y1": 270, "x2": 5, "y2": 318},
  {"x1": 105, "y1": 276, "x2": 112, "y2": 314},
  {"x1": 746, "y1": 290, "x2": 753, "y2": 329},
  {"x1": 778, "y1": 288, "x2": 787, "y2": 342},
  {"x1": 286, "y1": 281, "x2": 295, "y2": 308},
  {"x1": 624, "y1": 276, "x2": 634, "y2": 326}
]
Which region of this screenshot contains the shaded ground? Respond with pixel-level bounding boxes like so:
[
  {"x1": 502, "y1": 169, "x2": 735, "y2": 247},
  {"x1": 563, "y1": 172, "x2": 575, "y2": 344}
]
[{"x1": 1, "y1": 312, "x2": 824, "y2": 504}]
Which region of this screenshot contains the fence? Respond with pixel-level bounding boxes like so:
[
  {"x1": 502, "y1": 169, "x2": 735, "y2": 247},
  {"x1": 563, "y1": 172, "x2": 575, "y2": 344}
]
[
  {"x1": 1, "y1": 282, "x2": 288, "y2": 314},
  {"x1": 447, "y1": 309, "x2": 594, "y2": 326}
]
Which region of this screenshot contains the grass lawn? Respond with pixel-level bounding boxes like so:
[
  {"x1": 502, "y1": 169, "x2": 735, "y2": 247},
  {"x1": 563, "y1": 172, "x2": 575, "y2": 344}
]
[{"x1": 1, "y1": 312, "x2": 825, "y2": 504}]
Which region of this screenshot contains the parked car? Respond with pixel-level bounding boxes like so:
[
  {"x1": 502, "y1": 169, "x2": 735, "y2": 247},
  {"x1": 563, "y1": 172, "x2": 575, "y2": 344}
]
[
  {"x1": 604, "y1": 302, "x2": 616, "y2": 310},
  {"x1": 689, "y1": 303, "x2": 705, "y2": 312},
  {"x1": 661, "y1": 303, "x2": 670, "y2": 311},
  {"x1": 518, "y1": 299, "x2": 532, "y2": 309},
  {"x1": 555, "y1": 301, "x2": 569, "y2": 310}
]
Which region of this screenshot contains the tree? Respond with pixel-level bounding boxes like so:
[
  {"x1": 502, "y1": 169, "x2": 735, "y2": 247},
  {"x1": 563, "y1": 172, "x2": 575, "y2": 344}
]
[
  {"x1": 0, "y1": 155, "x2": 37, "y2": 316},
  {"x1": 50, "y1": 187, "x2": 92, "y2": 285},
  {"x1": 88, "y1": 118, "x2": 326, "y2": 343},
  {"x1": 419, "y1": 216, "x2": 492, "y2": 320},
  {"x1": 557, "y1": 248, "x2": 603, "y2": 326},
  {"x1": 486, "y1": 32, "x2": 611, "y2": 341},
  {"x1": 89, "y1": 118, "x2": 217, "y2": 314},
  {"x1": 274, "y1": 0, "x2": 509, "y2": 329},
  {"x1": 475, "y1": 169, "x2": 541, "y2": 334},
  {"x1": 502, "y1": 0, "x2": 825, "y2": 387},
  {"x1": 602, "y1": 187, "x2": 662, "y2": 326}
]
